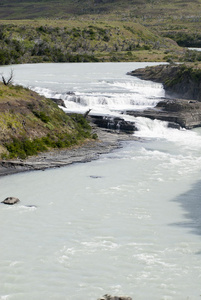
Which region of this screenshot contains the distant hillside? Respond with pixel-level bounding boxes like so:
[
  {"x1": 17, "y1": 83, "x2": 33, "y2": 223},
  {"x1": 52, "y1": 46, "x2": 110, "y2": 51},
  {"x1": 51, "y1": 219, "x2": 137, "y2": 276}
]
[
  {"x1": 1, "y1": 0, "x2": 201, "y2": 47},
  {"x1": 0, "y1": 19, "x2": 185, "y2": 64},
  {"x1": 0, "y1": 0, "x2": 200, "y2": 20}
]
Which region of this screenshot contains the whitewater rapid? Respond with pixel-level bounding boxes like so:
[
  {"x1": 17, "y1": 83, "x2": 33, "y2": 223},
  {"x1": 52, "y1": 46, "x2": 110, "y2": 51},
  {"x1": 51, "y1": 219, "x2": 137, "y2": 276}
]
[
  {"x1": 0, "y1": 62, "x2": 201, "y2": 300},
  {"x1": 0, "y1": 62, "x2": 165, "y2": 118}
]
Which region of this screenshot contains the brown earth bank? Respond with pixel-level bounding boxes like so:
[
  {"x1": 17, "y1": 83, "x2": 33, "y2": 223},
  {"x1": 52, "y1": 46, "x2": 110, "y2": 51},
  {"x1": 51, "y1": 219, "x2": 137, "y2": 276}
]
[{"x1": 127, "y1": 64, "x2": 201, "y2": 129}]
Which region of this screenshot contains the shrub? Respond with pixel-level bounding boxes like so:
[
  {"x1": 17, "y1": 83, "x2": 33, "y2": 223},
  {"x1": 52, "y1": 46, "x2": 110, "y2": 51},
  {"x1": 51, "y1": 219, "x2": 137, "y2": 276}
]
[
  {"x1": 71, "y1": 113, "x2": 91, "y2": 130},
  {"x1": 33, "y1": 111, "x2": 50, "y2": 123}
]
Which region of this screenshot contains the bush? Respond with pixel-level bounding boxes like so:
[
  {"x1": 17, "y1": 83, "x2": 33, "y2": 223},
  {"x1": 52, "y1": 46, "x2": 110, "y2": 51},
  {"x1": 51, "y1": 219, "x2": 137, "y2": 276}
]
[
  {"x1": 33, "y1": 111, "x2": 50, "y2": 123},
  {"x1": 4, "y1": 137, "x2": 48, "y2": 159},
  {"x1": 71, "y1": 113, "x2": 91, "y2": 130}
]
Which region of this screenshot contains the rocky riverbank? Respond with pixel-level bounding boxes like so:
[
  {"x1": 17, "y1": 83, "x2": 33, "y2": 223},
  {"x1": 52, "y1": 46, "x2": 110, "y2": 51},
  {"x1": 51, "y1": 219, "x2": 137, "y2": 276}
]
[
  {"x1": 0, "y1": 81, "x2": 139, "y2": 177},
  {"x1": 127, "y1": 64, "x2": 201, "y2": 128},
  {"x1": 0, "y1": 124, "x2": 138, "y2": 177},
  {"x1": 128, "y1": 63, "x2": 201, "y2": 100}
]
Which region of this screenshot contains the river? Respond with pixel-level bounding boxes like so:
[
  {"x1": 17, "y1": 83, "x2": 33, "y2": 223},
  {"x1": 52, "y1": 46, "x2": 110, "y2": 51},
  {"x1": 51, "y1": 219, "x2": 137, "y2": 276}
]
[{"x1": 0, "y1": 62, "x2": 201, "y2": 300}]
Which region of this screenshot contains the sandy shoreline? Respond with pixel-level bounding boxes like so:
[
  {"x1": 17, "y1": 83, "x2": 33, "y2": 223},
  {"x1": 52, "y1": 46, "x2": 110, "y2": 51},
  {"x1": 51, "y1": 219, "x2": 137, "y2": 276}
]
[{"x1": 0, "y1": 125, "x2": 139, "y2": 177}]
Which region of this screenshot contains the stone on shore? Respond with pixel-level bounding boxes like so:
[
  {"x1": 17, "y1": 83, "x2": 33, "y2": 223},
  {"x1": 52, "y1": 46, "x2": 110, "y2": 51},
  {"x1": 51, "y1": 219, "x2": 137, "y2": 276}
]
[
  {"x1": 1, "y1": 197, "x2": 20, "y2": 205},
  {"x1": 98, "y1": 295, "x2": 132, "y2": 300}
]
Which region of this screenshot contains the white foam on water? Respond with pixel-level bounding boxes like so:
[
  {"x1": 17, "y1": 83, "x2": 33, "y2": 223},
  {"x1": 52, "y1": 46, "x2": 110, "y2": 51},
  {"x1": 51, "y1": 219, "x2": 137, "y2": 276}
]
[
  {"x1": 2, "y1": 204, "x2": 37, "y2": 213},
  {"x1": 108, "y1": 79, "x2": 165, "y2": 96},
  {"x1": 0, "y1": 62, "x2": 201, "y2": 300},
  {"x1": 31, "y1": 85, "x2": 162, "y2": 115},
  {"x1": 27, "y1": 65, "x2": 165, "y2": 116},
  {"x1": 135, "y1": 117, "x2": 201, "y2": 150}
]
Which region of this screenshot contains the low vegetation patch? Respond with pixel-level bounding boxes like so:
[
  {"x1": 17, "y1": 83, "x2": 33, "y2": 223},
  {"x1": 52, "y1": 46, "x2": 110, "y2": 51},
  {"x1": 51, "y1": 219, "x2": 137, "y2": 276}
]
[{"x1": 164, "y1": 64, "x2": 201, "y2": 87}]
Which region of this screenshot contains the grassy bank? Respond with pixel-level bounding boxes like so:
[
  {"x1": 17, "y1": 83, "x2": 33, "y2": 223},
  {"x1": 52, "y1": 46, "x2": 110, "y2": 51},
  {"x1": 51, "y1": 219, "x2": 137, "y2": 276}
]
[{"x1": 0, "y1": 82, "x2": 96, "y2": 159}]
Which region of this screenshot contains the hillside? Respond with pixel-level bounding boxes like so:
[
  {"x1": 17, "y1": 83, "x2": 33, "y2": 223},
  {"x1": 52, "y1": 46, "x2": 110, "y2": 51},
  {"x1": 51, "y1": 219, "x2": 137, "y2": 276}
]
[
  {"x1": 0, "y1": 0, "x2": 201, "y2": 21},
  {"x1": 0, "y1": 19, "x2": 184, "y2": 64},
  {"x1": 0, "y1": 82, "x2": 95, "y2": 159},
  {"x1": 0, "y1": 0, "x2": 201, "y2": 47}
]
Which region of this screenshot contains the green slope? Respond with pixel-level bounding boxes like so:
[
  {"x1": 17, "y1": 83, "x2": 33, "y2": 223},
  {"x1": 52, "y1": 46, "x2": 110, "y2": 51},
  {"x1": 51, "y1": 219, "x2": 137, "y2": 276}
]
[
  {"x1": 1, "y1": 0, "x2": 201, "y2": 46},
  {"x1": 0, "y1": 19, "x2": 184, "y2": 64},
  {"x1": 0, "y1": 82, "x2": 95, "y2": 159}
]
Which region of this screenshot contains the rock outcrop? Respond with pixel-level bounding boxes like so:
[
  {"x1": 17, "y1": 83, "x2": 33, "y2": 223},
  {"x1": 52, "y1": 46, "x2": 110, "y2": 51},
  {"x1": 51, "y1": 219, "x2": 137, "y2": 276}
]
[
  {"x1": 1, "y1": 197, "x2": 20, "y2": 205},
  {"x1": 51, "y1": 98, "x2": 66, "y2": 108},
  {"x1": 89, "y1": 116, "x2": 136, "y2": 133},
  {"x1": 126, "y1": 98, "x2": 201, "y2": 129},
  {"x1": 127, "y1": 64, "x2": 201, "y2": 100},
  {"x1": 127, "y1": 64, "x2": 201, "y2": 128}
]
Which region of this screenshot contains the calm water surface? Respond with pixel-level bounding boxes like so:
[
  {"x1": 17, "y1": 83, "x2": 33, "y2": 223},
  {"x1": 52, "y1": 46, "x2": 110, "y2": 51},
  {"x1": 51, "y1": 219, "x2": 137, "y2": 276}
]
[{"x1": 0, "y1": 63, "x2": 201, "y2": 300}]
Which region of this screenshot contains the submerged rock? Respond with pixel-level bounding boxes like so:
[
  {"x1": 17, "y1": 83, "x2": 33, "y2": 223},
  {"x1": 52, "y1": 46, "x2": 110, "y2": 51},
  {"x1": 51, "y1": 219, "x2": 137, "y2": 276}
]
[
  {"x1": 1, "y1": 197, "x2": 20, "y2": 205},
  {"x1": 98, "y1": 295, "x2": 132, "y2": 300}
]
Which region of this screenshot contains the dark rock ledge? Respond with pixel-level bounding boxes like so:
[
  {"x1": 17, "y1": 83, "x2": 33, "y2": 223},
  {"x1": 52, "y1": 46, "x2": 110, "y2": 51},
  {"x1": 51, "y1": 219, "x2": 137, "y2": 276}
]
[
  {"x1": 125, "y1": 98, "x2": 201, "y2": 129},
  {"x1": 88, "y1": 115, "x2": 136, "y2": 133}
]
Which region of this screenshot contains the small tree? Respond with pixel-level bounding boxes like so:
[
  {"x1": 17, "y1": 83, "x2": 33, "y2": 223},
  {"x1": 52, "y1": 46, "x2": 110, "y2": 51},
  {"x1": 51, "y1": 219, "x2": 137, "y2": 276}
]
[{"x1": 1, "y1": 69, "x2": 14, "y2": 86}]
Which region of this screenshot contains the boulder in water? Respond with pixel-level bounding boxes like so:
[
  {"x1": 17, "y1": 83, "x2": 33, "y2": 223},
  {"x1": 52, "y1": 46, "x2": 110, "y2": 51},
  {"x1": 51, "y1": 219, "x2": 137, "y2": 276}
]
[
  {"x1": 1, "y1": 197, "x2": 20, "y2": 205},
  {"x1": 98, "y1": 295, "x2": 132, "y2": 300}
]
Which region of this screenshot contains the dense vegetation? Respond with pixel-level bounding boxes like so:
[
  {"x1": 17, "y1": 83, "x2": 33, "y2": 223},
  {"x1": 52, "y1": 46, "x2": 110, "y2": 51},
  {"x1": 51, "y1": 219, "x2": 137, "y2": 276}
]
[
  {"x1": 0, "y1": 82, "x2": 96, "y2": 159},
  {"x1": 0, "y1": 0, "x2": 201, "y2": 64}
]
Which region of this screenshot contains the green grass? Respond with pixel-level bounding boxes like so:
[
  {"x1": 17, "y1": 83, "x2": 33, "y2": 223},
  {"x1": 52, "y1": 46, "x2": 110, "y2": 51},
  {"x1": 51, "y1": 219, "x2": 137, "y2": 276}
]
[{"x1": 0, "y1": 0, "x2": 201, "y2": 48}]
